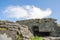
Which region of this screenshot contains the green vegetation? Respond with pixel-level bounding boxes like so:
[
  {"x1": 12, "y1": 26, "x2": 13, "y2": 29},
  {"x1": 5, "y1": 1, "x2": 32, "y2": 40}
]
[
  {"x1": 30, "y1": 36, "x2": 43, "y2": 40},
  {"x1": 0, "y1": 27, "x2": 8, "y2": 30},
  {"x1": 16, "y1": 35, "x2": 43, "y2": 40},
  {"x1": 16, "y1": 35, "x2": 22, "y2": 40}
]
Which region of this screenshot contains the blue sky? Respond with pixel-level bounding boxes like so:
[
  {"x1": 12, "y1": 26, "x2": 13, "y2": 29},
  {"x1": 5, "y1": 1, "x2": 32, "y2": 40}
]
[{"x1": 0, "y1": 0, "x2": 60, "y2": 23}]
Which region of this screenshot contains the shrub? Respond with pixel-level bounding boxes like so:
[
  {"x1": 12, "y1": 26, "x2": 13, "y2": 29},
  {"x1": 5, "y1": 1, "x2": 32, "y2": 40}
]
[
  {"x1": 30, "y1": 36, "x2": 43, "y2": 40},
  {"x1": 16, "y1": 35, "x2": 22, "y2": 40}
]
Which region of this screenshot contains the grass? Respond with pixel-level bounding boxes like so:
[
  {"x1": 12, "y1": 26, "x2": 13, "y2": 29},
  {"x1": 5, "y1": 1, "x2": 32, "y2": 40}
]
[
  {"x1": 16, "y1": 35, "x2": 43, "y2": 40},
  {"x1": 30, "y1": 36, "x2": 43, "y2": 40},
  {"x1": 0, "y1": 28, "x2": 7, "y2": 30},
  {"x1": 16, "y1": 35, "x2": 22, "y2": 40}
]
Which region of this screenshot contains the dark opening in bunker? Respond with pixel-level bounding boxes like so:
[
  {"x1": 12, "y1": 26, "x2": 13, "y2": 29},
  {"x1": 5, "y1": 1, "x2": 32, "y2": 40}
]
[
  {"x1": 38, "y1": 32, "x2": 51, "y2": 37},
  {"x1": 32, "y1": 26, "x2": 51, "y2": 37}
]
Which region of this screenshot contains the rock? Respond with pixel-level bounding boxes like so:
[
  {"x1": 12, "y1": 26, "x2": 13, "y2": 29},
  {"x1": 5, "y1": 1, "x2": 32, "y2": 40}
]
[{"x1": 20, "y1": 25, "x2": 33, "y2": 40}]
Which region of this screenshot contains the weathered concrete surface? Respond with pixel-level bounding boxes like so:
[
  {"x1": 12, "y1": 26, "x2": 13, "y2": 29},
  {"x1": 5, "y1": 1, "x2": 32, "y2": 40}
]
[
  {"x1": 0, "y1": 20, "x2": 19, "y2": 40},
  {"x1": 16, "y1": 18, "x2": 57, "y2": 37},
  {"x1": 16, "y1": 18, "x2": 57, "y2": 32},
  {"x1": 20, "y1": 25, "x2": 33, "y2": 40},
  {"x1": 0, "y1": 20, "x2": 33, "y2": 40},
  {"x1": 0, "y1": 30, "x2": 16, "y2": 40},
  {"x1": 0, "y1": 18, "x2": 60, "y2": 40},
  {"x1": 0, "y1": 33, "x2": 12, "y2": 40}
]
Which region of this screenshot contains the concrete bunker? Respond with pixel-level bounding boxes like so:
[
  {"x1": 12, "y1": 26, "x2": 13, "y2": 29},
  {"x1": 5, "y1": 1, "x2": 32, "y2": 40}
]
[{"x1": 32, "y1": 26, "x2": 51, "y2": 37}]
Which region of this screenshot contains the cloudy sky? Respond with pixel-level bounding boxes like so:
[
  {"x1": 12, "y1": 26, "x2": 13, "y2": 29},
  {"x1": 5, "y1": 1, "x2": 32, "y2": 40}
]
[{"x1": 0, "y1": 0, "x2": 60, "y2": 23}]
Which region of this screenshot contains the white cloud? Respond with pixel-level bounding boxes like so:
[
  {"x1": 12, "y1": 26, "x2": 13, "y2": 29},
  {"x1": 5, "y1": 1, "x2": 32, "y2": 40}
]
[{"x1": 3, "y1": 5, "x2": 52, "y2": 20}]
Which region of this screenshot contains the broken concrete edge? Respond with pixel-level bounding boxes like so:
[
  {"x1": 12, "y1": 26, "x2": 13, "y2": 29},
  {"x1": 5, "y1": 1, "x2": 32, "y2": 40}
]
[{"x1": 16, "y1": 18, "x2": 57, "y2": 24}]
